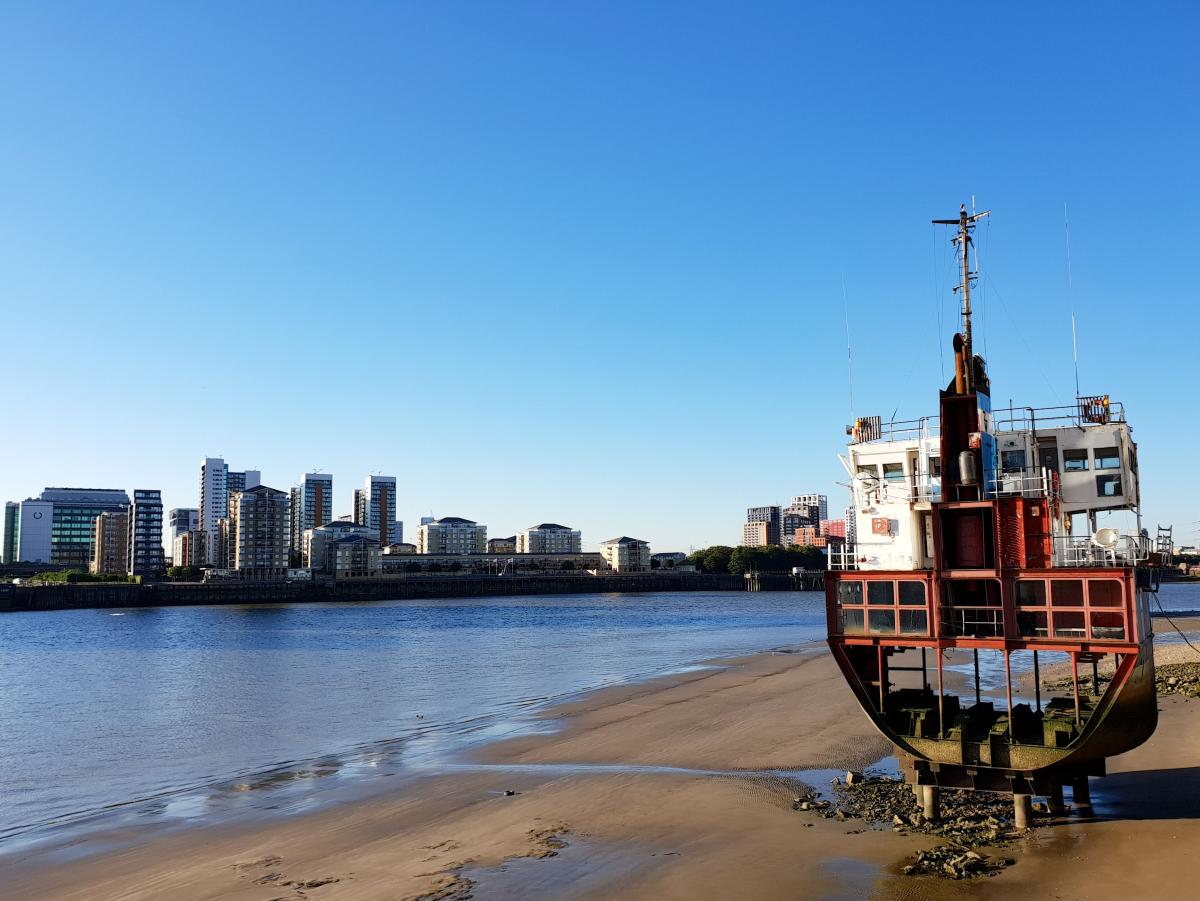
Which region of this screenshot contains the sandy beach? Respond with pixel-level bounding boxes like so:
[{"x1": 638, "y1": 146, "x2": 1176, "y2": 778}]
[{"x1": 3, "y1": 633, "x2": 1200, "y2": 900}]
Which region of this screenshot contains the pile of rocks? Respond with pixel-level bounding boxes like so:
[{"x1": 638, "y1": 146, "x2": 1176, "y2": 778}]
[
  {"x1": 902, "y1": 846, "x2": 1014, "y2": 880},
  {"x1": 1156, "y1": 662, "x2": 1200, "y2": 699},
  {"x1": 810, "y1": 772, "x2": 1044, "y2": 879}
]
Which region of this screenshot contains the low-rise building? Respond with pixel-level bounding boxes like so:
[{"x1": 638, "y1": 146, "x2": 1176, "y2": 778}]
[
  {"x1": 600, "y1": 536, "x2": 651, "y2": 572},
  {"x1": 381, "y1": 551, "x2": 607, "y2": 576},
  {"x1": 303, "y1": 520, "x2": 378, "y2": 570},
  {"x1": 418, "y1": 517, "x2": 487, "y2": 554},
  {"x1": 328, "y1": 535, "x2": 382, "y2": 579},
  {"x1": 651, "y1": 551, "x2": 687, "y2": 569},
  {"x1": 487, "y1": 536, "x2": 517, "y2": 554},
  {"x1": 516, "y1": 523, "x2": 582, "y2": 554},
  {"x1": 383, "y1": 542, "x2": 418, "y2": 555}
]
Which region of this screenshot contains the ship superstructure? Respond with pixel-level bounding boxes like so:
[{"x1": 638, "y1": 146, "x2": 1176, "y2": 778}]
[{"x1": 825, "y1": 206, "x2": 1165, "y2": 823}]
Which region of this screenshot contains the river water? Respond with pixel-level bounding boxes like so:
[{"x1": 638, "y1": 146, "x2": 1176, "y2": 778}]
[
  {"x1": 1, "y1": 584, "x2": 1196, "y2": 853},
  {"x1": 0, "y1": 590, "x2": 826, "y2": 848}
]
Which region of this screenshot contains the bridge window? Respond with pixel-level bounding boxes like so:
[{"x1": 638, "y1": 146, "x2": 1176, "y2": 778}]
[
  {"x1": 867, "y1": 581, "x2": 895, "y2": 605},
  {"x1": 837, "y1": 580, "x2": 863, "y2": 605},
  {"x1": 1064, "y1": 449, "x2": 1089, "y2": 472},
  {"x1": 1015, "y1": 577, "x2": 1128, "y2": 642},
  {"x1": 834, "y1": 578, "x2": 929, "y2": 637},
  {"x1": 1095, "y1": 447, "x2": 1120, "y2": 470},
  {"x1": 1051, "y1": 579, "x2": 1084, "y2": 606},
  {"x1": 1096, "y1": 474, "x2": 1123, "y2": 497},
  {"x1": 882, "y1": 462, "x2": 905, "y2": 483}
]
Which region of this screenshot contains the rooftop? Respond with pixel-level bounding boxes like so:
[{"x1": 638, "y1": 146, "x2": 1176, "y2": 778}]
[
  {"x1": 528, "y1": 523, "x2": 574, "y2": 531},
  {"x1": 434, "y1": 516, "x2": 477, "y2": 525}
]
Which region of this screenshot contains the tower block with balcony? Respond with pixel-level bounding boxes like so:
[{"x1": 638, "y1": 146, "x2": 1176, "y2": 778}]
[{"x1": 825, "y1": 207, "x2": 1164, "y2": 816}]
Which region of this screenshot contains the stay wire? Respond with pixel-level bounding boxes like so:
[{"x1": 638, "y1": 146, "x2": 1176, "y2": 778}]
[{"x1": 1152, "y1": 590, "x2": 1200, "y2": 658}]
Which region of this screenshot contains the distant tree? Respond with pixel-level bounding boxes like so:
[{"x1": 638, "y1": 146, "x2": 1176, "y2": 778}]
[
  {"x1": 561, "y1": 560, "x2": 575, "y2": 571},
  {"x1": 449, "y1": 561, "x2": 462, "y2": 572},
  {"x1": 405, "y1": 562, "x2": 422, "y2": 573},
  {"x1": 427, "y1": 562, "x2": 443, "y2": 573}
]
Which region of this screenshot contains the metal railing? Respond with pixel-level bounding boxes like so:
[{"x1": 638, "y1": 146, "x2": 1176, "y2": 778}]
[
  {"x1": 848, "y1": 398, "x2": 1126, "y2": 447},
  {"x1": 1050, "y1": 533, "x2": 1149, "y2": 568},
  {"x1": 988, "y1": 469, "x2": 1052, "y2": 500}
]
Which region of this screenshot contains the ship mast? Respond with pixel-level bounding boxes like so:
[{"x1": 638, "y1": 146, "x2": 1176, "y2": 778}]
[{"x1": 933, "y1": 204, "x2": 990, "y2": 392}]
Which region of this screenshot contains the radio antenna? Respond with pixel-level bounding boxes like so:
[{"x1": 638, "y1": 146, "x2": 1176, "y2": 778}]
[
  {"x1": 842, "y1": 272, "x2": 854, "y2": 421},
  {"x1": 1064, "y1": 202, "x2": 1081, "y2": 399}
]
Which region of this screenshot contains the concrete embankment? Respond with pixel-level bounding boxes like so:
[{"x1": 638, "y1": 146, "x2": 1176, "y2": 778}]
[{"x1": 1, "y1": 572, "x2": 750, "y2": 612}]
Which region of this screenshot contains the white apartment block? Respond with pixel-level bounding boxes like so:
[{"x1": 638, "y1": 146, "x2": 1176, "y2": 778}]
[
  {"x1": 418, "y1": 517, "x2": 487, "y2": 554},
  {"x1": 516, "y1": 523, "x2": 582, "y2": 554},
  {"x1": 600, "y1": 536, "x2": 651, "y2": 572}
]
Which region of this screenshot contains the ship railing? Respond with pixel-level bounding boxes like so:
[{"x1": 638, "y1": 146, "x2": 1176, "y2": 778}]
[
  {"x1": 852, "y1": 476, "x2": 941, "y2": 507},
  {"x1": 849, "y1": 415, "x2": 939, "y2": 446},
  {"x1": 828, "y1": 543, "x2": 859, "y2": 571},
  {"x1": 1051, "y1": 532, "x2": 1149, "y2": 568},
  {"x1": 988, "y1": 470, "x2": 1052, "y2": 500},
  {"x1": 993, "y1": 398, "x2": 1126, "y2": 433}
]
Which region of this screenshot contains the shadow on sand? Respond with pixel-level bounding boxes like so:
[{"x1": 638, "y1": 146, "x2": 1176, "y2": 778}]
[{"x1": 1091, "y1": 766, "x2": 1200, "y2": 821}]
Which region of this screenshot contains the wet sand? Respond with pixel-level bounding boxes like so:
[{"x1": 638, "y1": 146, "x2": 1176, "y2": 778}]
[{"x1": 3, "y1": 640, "x2": 1200, "y2": 900}]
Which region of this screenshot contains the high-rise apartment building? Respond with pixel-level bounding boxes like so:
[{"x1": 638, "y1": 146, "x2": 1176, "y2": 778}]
[
  {"x1": 18, "y1": 488, "x2": 131, "y2": 567},
  {"x1": 418, "y1": 517, "x2": 487, "y2": 554},
  {"x1": 844, "y1": 505, "x2": 857, "y2": 545},
  {"x1": 199, "y1": 458, "x2": 260, "y2": 565},
  {"x1": 2, "y1": 501, "x2": 18, "y2": 564},
  {"x1": 168, "y1": 508, "x2": 199, "y2": 543},
  {"x1": 744, "y1": 506, "x2": 781, "y2": 547},
  {"x1": 228, "y1": 485, "x2": 289, "y2": 580},
  {"x1": 290, "y1": 473, "x2": 334, "y2": 553},
  {"x1": 781, "y1": 502, "x2": 819, "y2": 547},
  {"x1": 516, "y1": 523, "x2": 582, "y2": 554},
  {"x1": 90, "y1": 511, "x2": 129, "y2": 574},
  {"x1": 791, "y1": 494, "x2": 829, "y2": 523},
  {"x1": 600, "y1": 536, "x2": 651, "y2": 572},
  {"x1": 128, "y1": 489, "x2": 164, "y2": 578},
  {"x1": 357, "y1": 476, "x2": 397, "y2": 547}
]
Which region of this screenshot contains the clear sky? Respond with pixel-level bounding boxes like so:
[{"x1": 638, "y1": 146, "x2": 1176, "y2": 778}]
[{"x1": 2, "y1": 2, "x2": 1197, "y2": 551}]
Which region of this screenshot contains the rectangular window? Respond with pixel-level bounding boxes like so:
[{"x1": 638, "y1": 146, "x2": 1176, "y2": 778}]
[
  {"x1": 1090, "y1": 611, "x2": 1126, "y2": 640},
  {"x1": 1016, "y1": 579, "x2": 1046, "y2": 606},
  {"x1": 868, "y1": 609, "x2": 896, "y2": 634},
  {"x1": 1051, "y1": 580, "x2": 1085, "y2": 607},
  {"x1": 899, "y1": 609, "x2": 928, "y2": 635},
  {"x1": 867, "y1": 581, "x2": 895, "y2": 605},
  {"x1": 1088, "y1": 580, "x2": 1123, "y2": 607},
  {"x1": 1053, "y1": 610, "x2": 1087, "y2": 638},
  {"x1": 898, "y1": 581, "x2": 926, "y2": 606},
  {"x1": 840, "y1": 608, "x2": 865, "y2": 634},
  {"x1": 836, "y1": 580, "x2": 863, "y2": 605},
  {"x1": 1017, "y1": 610, "x2": 1049, "y2": 638},
  {"x1": 1096, "y1": 474, "x2": 1123, "y2": 497},
  {"x1": 1094, "y1": 447, "x2": 1120, "y2": 470},
  {"x1": 882, "y1": 462, "x2": 905, "y2": 483},
  {"x1": 1064, "y1": 449, "x2": 1089, "y2": 472},
  {"x1": 928, "y1": 456, "x2": 942, "y2": 477},
  {"x1": 1001, "y1": 450, "x2": 1027, "y2": 473}
]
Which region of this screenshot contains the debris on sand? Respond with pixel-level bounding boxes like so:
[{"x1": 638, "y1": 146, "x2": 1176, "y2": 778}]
[
  {"x1": 1155, "y1": 663, "x2": 1200, "y2": 699},
  {"x1": 793, "y1": 773, "x2": 1047, "y2": 879}
]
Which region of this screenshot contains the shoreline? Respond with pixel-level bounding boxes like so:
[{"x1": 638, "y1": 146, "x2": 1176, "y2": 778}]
[{"x1": 3, "y1": 637, "x2": 1200, "y2": 898}]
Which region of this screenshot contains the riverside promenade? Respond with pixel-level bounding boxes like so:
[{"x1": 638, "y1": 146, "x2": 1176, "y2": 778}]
[{"x1": 0, "y1": 572, "x2": 753, "y2": 612}]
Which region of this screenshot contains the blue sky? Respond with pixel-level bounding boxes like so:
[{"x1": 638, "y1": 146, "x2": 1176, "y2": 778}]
[{"x1": 2, "y1": 2, "x2": 1197, "y2": 551}]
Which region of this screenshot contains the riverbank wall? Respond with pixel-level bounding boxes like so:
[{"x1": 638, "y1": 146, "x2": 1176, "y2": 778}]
[{"x1": 1, "y1": 572, "x2": 750, "y2": 612}]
